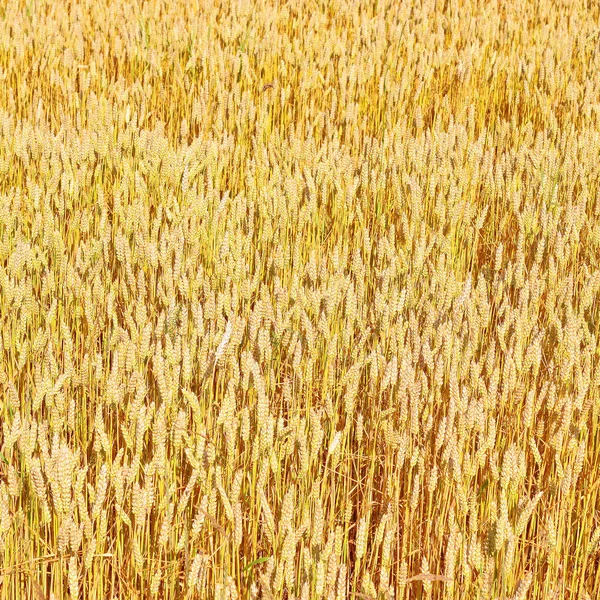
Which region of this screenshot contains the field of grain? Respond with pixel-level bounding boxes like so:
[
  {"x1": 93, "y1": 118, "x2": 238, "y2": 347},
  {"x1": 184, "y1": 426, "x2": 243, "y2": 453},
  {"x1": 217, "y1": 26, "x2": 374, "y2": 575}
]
[{"x1": 1, "y1": 0, "x2": 600, "y2": 598}]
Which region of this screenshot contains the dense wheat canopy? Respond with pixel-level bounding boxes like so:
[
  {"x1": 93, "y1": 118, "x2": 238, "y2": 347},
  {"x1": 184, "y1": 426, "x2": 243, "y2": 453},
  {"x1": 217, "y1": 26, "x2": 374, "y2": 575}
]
[{"x1": 1, "y1": 0, "x2": 600, "y2": 598}]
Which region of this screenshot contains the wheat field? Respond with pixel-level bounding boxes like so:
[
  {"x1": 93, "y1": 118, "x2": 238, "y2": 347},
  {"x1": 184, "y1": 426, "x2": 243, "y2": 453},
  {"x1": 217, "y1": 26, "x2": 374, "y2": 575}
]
[{"x1": 0, "y1": 0, "x2": 600, "y2": 598}]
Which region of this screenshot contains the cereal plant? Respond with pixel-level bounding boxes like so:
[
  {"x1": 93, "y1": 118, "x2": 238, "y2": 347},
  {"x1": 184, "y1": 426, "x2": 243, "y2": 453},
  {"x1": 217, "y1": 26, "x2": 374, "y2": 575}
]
[{"x1": 0, "y1": 0, "x2": 600, "y2": 598}]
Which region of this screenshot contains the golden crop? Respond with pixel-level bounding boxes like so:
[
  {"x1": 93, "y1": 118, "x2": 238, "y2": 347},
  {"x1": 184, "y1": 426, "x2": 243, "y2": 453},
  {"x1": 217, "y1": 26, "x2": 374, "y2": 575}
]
[{"x1": 1, "y1": 0, "x2": 600, "y2": 598}]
